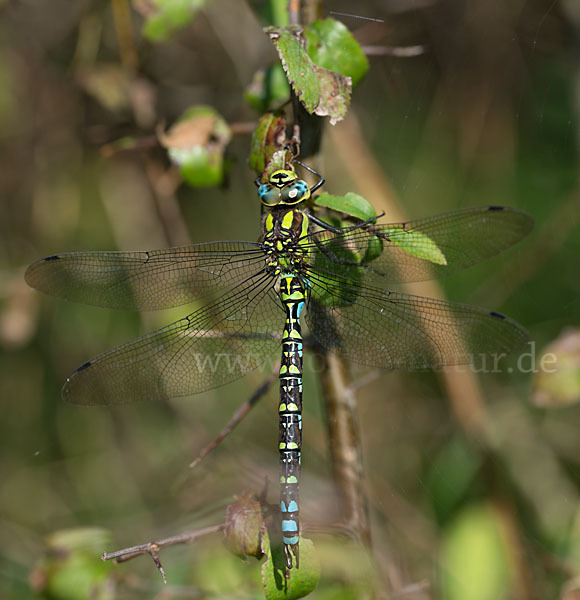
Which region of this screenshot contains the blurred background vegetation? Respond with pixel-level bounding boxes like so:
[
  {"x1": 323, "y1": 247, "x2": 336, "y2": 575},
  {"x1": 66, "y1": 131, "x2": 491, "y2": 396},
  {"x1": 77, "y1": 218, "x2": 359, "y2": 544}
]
[{"x1": 1, "y1": 0, "x2": 580, "y2": 598}]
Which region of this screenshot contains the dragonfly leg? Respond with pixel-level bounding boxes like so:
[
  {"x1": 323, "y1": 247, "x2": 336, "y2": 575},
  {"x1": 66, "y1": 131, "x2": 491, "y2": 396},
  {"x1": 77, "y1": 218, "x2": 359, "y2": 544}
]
[{"x1": 308, "y1": 210, "x2": 380, "y2": 234}]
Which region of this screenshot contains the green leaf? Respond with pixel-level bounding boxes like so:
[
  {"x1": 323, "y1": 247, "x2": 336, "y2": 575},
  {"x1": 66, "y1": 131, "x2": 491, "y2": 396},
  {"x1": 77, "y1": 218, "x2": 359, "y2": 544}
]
[
  {"x1": 265, "y1": 27, "x2": 351, "y2": 125},
  {"x1": 310, "y1": 239, "x2": 362, "y2": 308},
  {"x1": 48, "y1": 528, "x2": 112, "y2": 555},
  {"x1": 245, "y1": 64, "x2": 292, "y2": 113},
  {"x1": 383, "y1": 226, "x2": 448, "y2": 265},
  {"x1": 304, "y1": 18, "x2": 369, "y2": 86},
  {"x1": 261, "y1": 536, "x2": 320, "y2": 600},
  {"x1": 176, "y1": 147, "x2": 227, "y2": 187},
  {"x1": 258, "y1": 0, "x2": 289, "y2": 28},
  {"x1": 159, "y1": 105, "x2": 231, "y2": 187},
  {"x1": 309, "y1": 65, "x2": 351, "y2": 124},
  {"x1": 31, "y1": 528, "x2": 114, "y2": 600},
  {"x1": 313, "y1": 192, "x2": 376, "y2": 222},
  {"x1": 139, "y1": 0, "x2": 209, "y2": 42},
  {"x1": 440, "y1": 505, "x2": 510, "y2": 600},
  {"x1": 249, "y1": 113, "x2": 288, "y2": 175},
  {"x1": 265, "y1": 28, "x2": 318, "y2": 109},
  {"x1": 362, "y1": 235, "x2": 383, "y2": 264},
  {"x1": 426, "y1": 436, "x2": 481, "y2": 523}
]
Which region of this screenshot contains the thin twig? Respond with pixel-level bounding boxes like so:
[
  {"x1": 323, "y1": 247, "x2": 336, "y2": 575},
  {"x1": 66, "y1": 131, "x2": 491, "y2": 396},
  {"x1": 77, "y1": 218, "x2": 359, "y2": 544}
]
[
  {"x1": 111, "y1": 0, "x2": 138, "y2": 72},
  {"x1": 102, "y1": 524, "x2": 225, "y2": 580},
  {"x1": 149, "y1": 544, "x2": 166, "y2": 584},
  {"x1": 288, "y1": 0, "x2": 301, "y2": 26},
  {"x1": 189, "y1": 366, "x2": 279, "y2": 468},
  {"x1": 362, "y1": 45, "x2": 428, "y2": 57},
  {"x1": 349, "y1": 369, "x2": 384, "y2": 392},
  {"x1": 329, "y1": 11, "x2": 385, "y2": 23},
  {"x1": 229, "y1": 121, "x2": 259, "y2": 136},
  {"x1": 389, "y1": 580, "x2": 431, "y2": 599}
]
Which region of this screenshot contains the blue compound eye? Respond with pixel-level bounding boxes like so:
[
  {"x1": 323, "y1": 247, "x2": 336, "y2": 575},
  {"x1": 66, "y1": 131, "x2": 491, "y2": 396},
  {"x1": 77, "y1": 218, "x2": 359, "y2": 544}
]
[
  {"x1": 280, "y1": 180, "x2": 310, "y2": 204},
  {"x1": 258, "y1": 183, "x2": 281, "y2": 206}
]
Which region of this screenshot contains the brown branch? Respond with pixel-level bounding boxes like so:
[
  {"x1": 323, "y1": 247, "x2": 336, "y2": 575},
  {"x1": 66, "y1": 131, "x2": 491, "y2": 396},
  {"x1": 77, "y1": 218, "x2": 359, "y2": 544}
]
[
  {"x1": 111, "y1": 0, "x2": 138, "y2": 72},
  {"x1": 229, "y1": 121, "x2": 259, "y2": 136},
  {"x1": 362, "y1": 44, "x2": 428, "y2": 57},
  {"x1": 288, "y1": 0, "x2": 301, "y2": 26},
  {"x1": 314, "y1": 350, "x2": 371, "y2": 548},
  {"x1": 102, "y1": 524, "x2": 224, "y2": 582}
]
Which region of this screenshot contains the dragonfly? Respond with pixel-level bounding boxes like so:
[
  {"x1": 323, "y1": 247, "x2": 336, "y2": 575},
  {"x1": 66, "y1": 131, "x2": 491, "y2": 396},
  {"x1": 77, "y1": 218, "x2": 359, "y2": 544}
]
[{"x1": 25, "y1": 165, "x2": 533, "y2": 571}]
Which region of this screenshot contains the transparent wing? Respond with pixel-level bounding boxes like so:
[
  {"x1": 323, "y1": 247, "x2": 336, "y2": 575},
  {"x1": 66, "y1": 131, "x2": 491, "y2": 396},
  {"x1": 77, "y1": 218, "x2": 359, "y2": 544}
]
[
  {"x1": 63, "y1": 271, "x2": 283, "y2": 405},
  {"x1": 304, "y1": 206, "x2": 533, "y2": 284},
  {"x1": 25, "y1": 241, "x2": 265, "y2": 310},
  {"x1": 304, "y1": 269, "x2": 530, "y2": 370}
]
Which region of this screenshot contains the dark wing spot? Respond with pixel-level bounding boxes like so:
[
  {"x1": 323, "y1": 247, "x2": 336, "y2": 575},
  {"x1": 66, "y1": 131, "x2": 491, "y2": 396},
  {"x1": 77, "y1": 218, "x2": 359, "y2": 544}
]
[
  {"x1": 44, "y1": 255, "x2": 61, "y2": 261},
  {"x1": 75, "y1": 361, "x2": 92, "y2": 373},
  {"x1": 489, "y1": 311, "x2": 506, "y2": 320},
  {"x1": 488, "y1": 206, "x2": 504, "y2": 212}
]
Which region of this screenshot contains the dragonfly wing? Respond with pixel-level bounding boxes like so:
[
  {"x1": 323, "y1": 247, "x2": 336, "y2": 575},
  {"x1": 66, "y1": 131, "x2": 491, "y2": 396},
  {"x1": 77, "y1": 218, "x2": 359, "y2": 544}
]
[
  {"x1": 25, "y1": 241, "x2": 265, "y2": 310},
  {"x1": 63, "y1": 271, "x2": 283, "y2": 405},
  {"x1": 305, "y1": 276, "x2": 530, "y2": 370},
  {"x1": 305, "y1": 206, "x2": 533, "y2": 284}
]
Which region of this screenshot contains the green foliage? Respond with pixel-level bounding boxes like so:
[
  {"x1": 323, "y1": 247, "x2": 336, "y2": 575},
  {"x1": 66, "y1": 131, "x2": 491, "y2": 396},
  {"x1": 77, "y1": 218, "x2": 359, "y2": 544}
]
[
  {"x1": 140, "y1": 0, "x2": 209, "y2": 41},
  {"x1": 261, "y1": 537, "x2": 320, "y2": 600},
  {"x1": 221, "y1": 492, "x2": 320, "y2": 598},
  {"x1": 439, "y1": 505, "x2": 510, "y2": 600},
  {"x1": 258, "y1": 0, "x2": 289, "y2": 28},
  {"x1": 160, "y1": 105, "x2": 232, "y2": 187},
  {"x1": 31, "y1": 529, "x2": 114, "y2": 600},
  {"x1": 310, "y1": 239, "x2": 363, "y2": 308},
  {"x1": 250, "y1": 112, "x2": 288, "y2": 175},
  {"x1": 383, "y1": 226, "x2": 448, "y2": 265},
  {"x1": 313, "y1": 192, "x2": 376, "y2": 222},
  {"x1": 304, "y1": 19, "x2": 369, "y2": 86},
  {"x1": 426, "y1": 437, "x2": 482, "y2": 522},
  {"x1": 265, "y1": 25, "x2": 352, "y2": 125},
  {"x1": 252, "y1": 18, "x2": 367, "y2": 126},
  {"x1": 245, "y1": 64, "x2": 292, "y2": 113}
]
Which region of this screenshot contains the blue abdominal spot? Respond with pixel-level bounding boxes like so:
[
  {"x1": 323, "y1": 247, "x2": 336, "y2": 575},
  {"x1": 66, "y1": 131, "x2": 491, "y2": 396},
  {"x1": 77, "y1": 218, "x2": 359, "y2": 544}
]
[
  {"x1": 282, "y1": 519, "x2": 298, "y2": 532},
  {"x1": 283, "y1": 535, "x2": 299, "y2": 545}
]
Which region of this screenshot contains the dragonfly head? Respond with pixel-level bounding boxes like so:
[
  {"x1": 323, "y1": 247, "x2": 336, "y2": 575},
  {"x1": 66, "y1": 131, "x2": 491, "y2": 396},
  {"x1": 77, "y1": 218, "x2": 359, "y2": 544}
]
[{"x1": 258, "y1": 169, "x2": 311, "y2": 207}]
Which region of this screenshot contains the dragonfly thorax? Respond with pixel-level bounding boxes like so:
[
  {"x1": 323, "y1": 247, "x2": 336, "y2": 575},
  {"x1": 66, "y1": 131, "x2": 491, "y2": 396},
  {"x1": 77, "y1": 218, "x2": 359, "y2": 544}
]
[{"x1": 262, "y1": 208, "x2": 310, "y2": 276}]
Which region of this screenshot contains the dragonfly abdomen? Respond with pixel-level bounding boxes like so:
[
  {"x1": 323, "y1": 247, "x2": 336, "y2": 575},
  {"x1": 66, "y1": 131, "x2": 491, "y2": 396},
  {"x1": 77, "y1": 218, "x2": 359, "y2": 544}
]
[{"x1": 278, "y1": 274, "x2": 307, "y2": 570}]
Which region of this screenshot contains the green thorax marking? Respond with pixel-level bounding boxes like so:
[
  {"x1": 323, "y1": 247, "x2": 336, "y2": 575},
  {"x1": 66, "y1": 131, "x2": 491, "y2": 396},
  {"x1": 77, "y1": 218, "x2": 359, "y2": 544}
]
[{"x1": 263, "y1": 208, "x2": 310, "y2": 275}]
